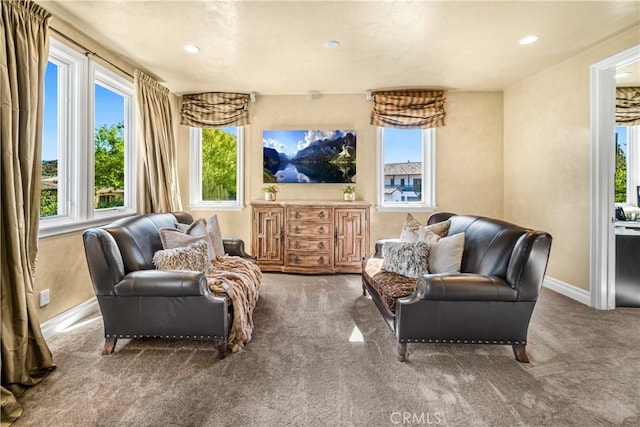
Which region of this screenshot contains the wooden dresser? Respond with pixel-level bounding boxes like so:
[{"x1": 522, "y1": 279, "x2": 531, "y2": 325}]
[{"x1": 251, "y1": 201, "x2": 370, "y2": 274}]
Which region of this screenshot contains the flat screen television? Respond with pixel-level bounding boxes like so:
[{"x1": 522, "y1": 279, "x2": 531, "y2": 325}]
[{"x1": 263, "y1": 129, "x2": 356, "y2": 184}]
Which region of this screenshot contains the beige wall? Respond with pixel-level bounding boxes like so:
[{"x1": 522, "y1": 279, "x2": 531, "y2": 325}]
[
  {"x1": 35, "y1": 233, "x2": 94, "y2": 321},
  {"x1": 503, "y1": 25, "x2": 640, "y2": 291},
  {"x1": 176, "y1": 91, "x2": 504, "y2": 251}
]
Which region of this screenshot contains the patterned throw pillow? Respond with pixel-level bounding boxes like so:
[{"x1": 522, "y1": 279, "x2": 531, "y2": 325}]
[
  {"x1": 152, "y1": 240, "x2": 212, "y2": 275},
  {"x1": 399, "y1": 213, "x2": 423, "y2": 242},
  {"x1": 381, "y1": 241, "x2": 429, "y2": 278},
  {"x1": 159, "y1": 219, "x2": 216, "y2": 260},
  {"x1": 400, "y1": 213, "x2": 451, "y2": 242},
  {"x1": 419, "y1": 231, "x2": 465, "y2": 274}
]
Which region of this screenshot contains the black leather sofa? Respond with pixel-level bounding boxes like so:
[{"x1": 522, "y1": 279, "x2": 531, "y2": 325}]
[
  {"x1": 362, "y1": 212, "x2": 552, "y2": 362},
  {"x1": 82, "y1": 212, "x2": 252, "y2": 358}
]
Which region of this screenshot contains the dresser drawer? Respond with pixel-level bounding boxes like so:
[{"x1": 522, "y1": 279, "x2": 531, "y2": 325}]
[
  {"x1": 286, "y1": 207, "x2": 333, "y2": 222},
  {"x1": 287, "y1": 238, "x2": 331, "y2": 251},
  {"x1": 287, "y1": 252, "x2": 332, "y2": 268},
  {"x1": 288, "y1": 222, "x2": 332, "y2": 237}
]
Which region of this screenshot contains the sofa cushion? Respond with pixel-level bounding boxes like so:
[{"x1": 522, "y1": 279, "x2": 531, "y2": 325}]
[
  {"x1": 159, "y1": 219, "x2": 216, "y2": 260},
  {"x1": 400, "y1": 213, "x2": 451, "y2": 242},
  {"x1": 152, "y1": 240, "x2": 213, "y2": 275},
  {"x1": 419, "y1": 231, "x2": 465, "y2": 274},
  {"x1": 445, "y1": 216, "x2": 527, "y2": 279},
  {"x1": 206, "y1": 215, "x2": 226, "y2": 257},
  {"x1": 382, "y1": 241, "x2": 429, "y2": 278},
  {"x1": 104, "y1": 213, "x2": 180, "y2": 272},
  {"x1": 363, "y1": 258, "x2": 416, "y2": 313}
]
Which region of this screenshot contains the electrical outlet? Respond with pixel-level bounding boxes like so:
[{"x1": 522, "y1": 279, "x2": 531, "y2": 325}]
[{"x1": 39, "y1": 289, "x2": 50, "y2": 307}]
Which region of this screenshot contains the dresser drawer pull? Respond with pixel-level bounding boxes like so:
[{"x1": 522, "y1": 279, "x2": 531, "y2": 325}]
[
  {"x1": 318, "y1": 226, "x2": 325, "y2": 234},
  {"x1": 294, "y1": 226, "x2": 300, "y2": 234},
  {"x1": 318, "y1": 256, "x2": 325, "y2": 265},
  {"x1": 294, "y1": 211, "x2": 301, "y2": 219},
  {"x1": 294, "y1": 241, "x2": 300, "y2": 249},
  {"x1": 317, "y1": 242, "x2": 325, "y2": 249},
  {"x1": 293, "y1": 255, "x2": 300, "y2": 264},
  {"x1": 318, "y1": 211, "x2": 325, "y2": 219}
]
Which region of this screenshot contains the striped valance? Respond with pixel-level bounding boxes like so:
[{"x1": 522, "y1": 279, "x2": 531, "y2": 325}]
[
  {"x1": 616, "y1": 87, "x2": 640, "y2": 126},
  {"x1": 370, "y1": 90, "x2": 446, "y2": 129},
  {"x1": 180, "y1": 92, "x2": 250, "y2": 128}
]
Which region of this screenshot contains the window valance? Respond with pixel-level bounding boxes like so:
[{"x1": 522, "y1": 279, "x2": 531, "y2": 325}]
[
  {"x1": 370, "y1": 90, "x2": 446, "y2": 129},
  {"x1": 180, "y1": 92, "x2": 250, "y2": 128},
  {"x1": 616, "y1": 87, "x2": 640, "y2": 126}
]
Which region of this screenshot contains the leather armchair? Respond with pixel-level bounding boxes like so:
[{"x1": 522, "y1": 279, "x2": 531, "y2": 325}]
[
  {"x1": 362, "y1": 213, "x2": 552, "y2": 362},
  {"x1": 82, "y1": 212, "x2": 253, "y2": 358}
]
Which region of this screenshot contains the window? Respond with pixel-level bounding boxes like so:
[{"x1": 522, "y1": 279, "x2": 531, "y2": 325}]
[
  {"x1": 39, "y1": 38, "x2": 135, "y2": 237},
  {"x1": 377, "y1": 127, "x2": 435, "y2": 211},
  {"x1": 615, "y1": 125, "x2": 640, "y2": 205},
  {"x1": 92, "y1": 63, "x2": 135, "y2": 217},
  {"x1": 189, "y1": 127, "x2": 244, "y2": 210}
]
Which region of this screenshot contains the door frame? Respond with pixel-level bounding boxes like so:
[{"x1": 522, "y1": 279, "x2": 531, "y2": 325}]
[{"x1": 589, "y1": 44, "x2": 640, "y2": 309}]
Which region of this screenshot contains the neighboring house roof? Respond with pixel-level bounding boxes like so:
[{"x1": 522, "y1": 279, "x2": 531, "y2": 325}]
[
  {"x1": 96, "y1": 187, "x2": 124, "y2": 195},
  {"x1": 384, "y1": 187, "x2": 400, "y2": 195},
  {"x1": 41, "y1": 177, "x2": 57, "y2": 190},
  {"x1": 384, "y1": 162, "x2": 422, "y2": 176}
]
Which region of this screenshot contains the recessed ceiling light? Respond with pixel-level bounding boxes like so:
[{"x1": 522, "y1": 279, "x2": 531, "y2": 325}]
[
  {"x1": 324, "y1": 40, "x2": 340, "y2": 49},
  {"x1": 615, "y1": 72, "x2": 632, "y2": 79},
  {"x1": 184, "y1": 44, "x2": 200, "y2": 54},
  {"x1": 519, "y1": 35, "x2": 538, "y2": 45}
]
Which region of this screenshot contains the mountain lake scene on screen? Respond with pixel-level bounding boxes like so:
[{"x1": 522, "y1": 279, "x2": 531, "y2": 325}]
[{"x1": 263, "y1": 130, "x2": 356, "y2": 183}]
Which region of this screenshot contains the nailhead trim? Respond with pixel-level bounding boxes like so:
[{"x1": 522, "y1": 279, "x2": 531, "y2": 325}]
[
  {"x1": 399, "y1": 338, "x2": 526, "y2": 345},
  {"x1": 108, "y1": 334, "x2": 222, "y2": 339}
]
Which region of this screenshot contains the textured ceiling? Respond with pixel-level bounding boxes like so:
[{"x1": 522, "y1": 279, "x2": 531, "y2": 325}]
[{"x1": 37, "y1": 1, "x2": 640, "y2": 95}]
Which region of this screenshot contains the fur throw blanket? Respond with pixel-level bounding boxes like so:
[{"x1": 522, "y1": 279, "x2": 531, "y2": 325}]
[{"x1": 206, "y1": 256, "x2": 262, "y2": 352}]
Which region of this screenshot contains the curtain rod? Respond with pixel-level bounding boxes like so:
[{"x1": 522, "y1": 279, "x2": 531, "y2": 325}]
[{"x1": 49, "y1": 27, "x2": 134, "y2": 79}]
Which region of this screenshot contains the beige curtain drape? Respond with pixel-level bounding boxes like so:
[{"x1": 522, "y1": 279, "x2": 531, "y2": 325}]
[
  {"x1": 1, "y1": 1, "x2": 55, "y2": 424},
  {"x1": 370, "y1": 90, "x2": 446, "y2": 129},
  {"x1": 134, "y1": 70, "x2": 182, "y2": 213},
  {"x1": 616, "y1": 87, "x2": 640, "y2": 126},
  {"x1": 180, "y1": 92, "x2": 250, "y2": 128}
]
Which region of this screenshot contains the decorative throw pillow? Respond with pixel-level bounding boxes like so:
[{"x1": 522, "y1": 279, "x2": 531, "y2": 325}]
[
  {"x1": 419, "y1": 231, "x2": 465, "y2": 274},
  {"x1": 381, "y1": 241, "x2": 429, "y2": 278},
  {"x1": 400, "y1": 213, "x2": 451, "y2": 242},
  {"x1": 399, "y1": 213, "x2": 423, "y2": 242},
  {"x1": 153, "y1": 240, "x2": 212, "y2": 275},
  {"x1": 159, "y1": 219, "x2": 216, "y2": 260},
  {"x1": 174, "y1": 222, "x2": 190, "y2": 232},
  {"x1": 206, "y1": 215, "x2": 225, "y2": 257},
  {"x1": 422, "y1": 219, "x2": 451, "y2": 239}
]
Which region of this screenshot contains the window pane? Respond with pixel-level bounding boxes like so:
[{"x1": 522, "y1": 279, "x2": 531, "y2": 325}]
[
  {"x1": 383, "y1": 128, "x2": 423, "y2": 203},
  {"x1": 94, "y1": 83, "x2": 125, "y2": 209},
  {"x1": 202, "y1": 127, "x2": 238, "y2": 201},
  {"x1": 41, "y1": 61, "x2": 59, "y2": 217},
  {"x1": 615, "y1": 126, "x2": 628, "y2": 203}
]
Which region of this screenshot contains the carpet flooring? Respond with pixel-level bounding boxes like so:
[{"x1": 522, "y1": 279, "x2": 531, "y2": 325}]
[{"x1": 14, "y1": 273, "x2": 640, "y2": 426}]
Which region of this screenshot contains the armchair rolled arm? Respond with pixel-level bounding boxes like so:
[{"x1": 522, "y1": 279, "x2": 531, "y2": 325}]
[
  {"x1": 223, "y1": 238, "x2": 255, "y2": 260},
  {"x1": 114, "y1": 270, "x2": 207, "y2": 297},
  {"x1": 373, "y1": 238, "x2": 401, "y2": 258},
  {"x1": 412, "y1": 273, "x2": 518, "y2": 302}
]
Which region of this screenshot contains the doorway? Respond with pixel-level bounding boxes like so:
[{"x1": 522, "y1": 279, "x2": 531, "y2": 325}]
[{"x1": 589, "y1": 44, "x2": 640, "y2": 310}]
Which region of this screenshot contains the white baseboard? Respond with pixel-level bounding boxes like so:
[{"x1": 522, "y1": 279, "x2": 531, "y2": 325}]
[
  {"x1": 543, "y1": 276, "x2": 591, "y2": 307},
  {"x1": 41, "y1": 297, "x2": 100, "y2": 340}
]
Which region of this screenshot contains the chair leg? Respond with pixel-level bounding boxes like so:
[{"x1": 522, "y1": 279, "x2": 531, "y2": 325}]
[
  {"x1": 512, "y1": 344, "x2": 530, "y2": 363},
  {"x1": 397, "y1": 342, "x2": 408, "y2": 362},
  {"x1": 102, "y1": 338, "x2": 117, "y2": 355},
  {"x1": 362, "y1": 282, "x2": 367, "y2": 296},
  {"x1": 217, "y1": 340, "x2": 228, "y2": 360}
]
